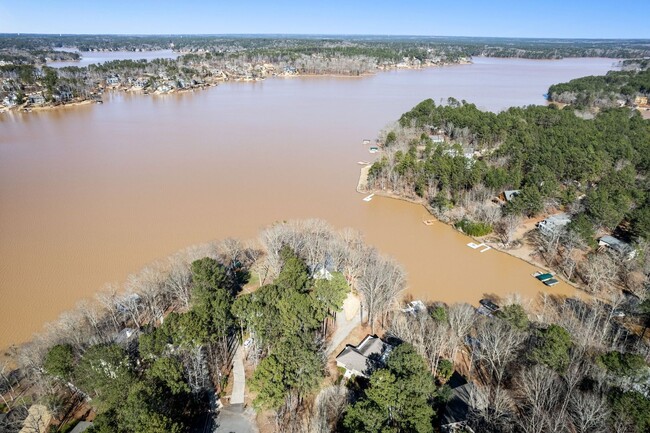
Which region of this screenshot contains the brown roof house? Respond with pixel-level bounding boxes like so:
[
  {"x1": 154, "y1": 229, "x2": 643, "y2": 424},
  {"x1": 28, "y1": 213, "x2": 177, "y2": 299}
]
[{"x1": 335, "y1": 334, "x2": 393, "y2": 379}]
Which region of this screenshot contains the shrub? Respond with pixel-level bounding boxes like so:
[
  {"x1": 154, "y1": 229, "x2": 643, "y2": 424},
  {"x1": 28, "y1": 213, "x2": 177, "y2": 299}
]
[
  {"x1": 597, "y1": 351, "x2": 647, "y2": 377},
  {"x1": 531, "y1": 324, "x2": 572, "y2": 372},
  {"x1": 455, "y1": 219, "x2": 492, "y2": 236},
  {"x1": 430, "y1": 305, "x2": 448, "y2": 323},
  {"x1": 498, "y1": 304, "x2": 529, "y2": 330},
  {"x1": 437, "y1": 359, "x2": 454, "y2": 382}
]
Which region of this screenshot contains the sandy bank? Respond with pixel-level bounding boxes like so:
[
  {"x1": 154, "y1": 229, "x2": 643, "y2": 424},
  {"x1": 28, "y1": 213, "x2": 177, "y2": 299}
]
[
  {"x1": 6, "y1": 99, "x2": 96, "y2": 113},
  {"x1": 357, "y1": 164, "x2": 371, "y2": 192}
]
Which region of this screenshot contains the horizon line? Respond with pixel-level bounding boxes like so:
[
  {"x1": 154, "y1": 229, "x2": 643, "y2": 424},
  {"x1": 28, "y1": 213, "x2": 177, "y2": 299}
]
[{"x1": 2, "y1": 32, "x2": 650, "y2": 42}]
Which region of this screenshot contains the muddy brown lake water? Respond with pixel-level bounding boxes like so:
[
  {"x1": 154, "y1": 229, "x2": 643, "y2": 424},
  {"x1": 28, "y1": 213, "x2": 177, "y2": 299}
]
[
  {"x1": 47, "y1": 49, "x2": 179, "y2": 68},
  {"x1": 0, "y1": 57, "x2": 616, "y2": 349}
]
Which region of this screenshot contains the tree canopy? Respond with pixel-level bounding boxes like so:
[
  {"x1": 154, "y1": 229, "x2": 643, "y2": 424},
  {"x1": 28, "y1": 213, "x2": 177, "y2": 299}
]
[
  {"x1": 370, "y1": 99, "x2": 650, "y2": 242},
  {"x1": 343, "y1": 344, "x2": 437, "y2": 433}
]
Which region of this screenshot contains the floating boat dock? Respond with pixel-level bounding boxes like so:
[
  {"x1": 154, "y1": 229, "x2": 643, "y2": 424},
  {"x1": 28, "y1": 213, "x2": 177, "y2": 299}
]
[
  {"x1": 467, "y1": 242, "x2": 491, "y2": 253},
  {"x1": 357, "y1": 161, "x2": 370, "y2": 165},
  {"x1": 533, "y1": 271, "x2": 553, "y2": 282},
  {"x1": 533, "y1": 271, "x2": 559, "y2": 286},
  {"x1": 363, "y1": 193, "x2": 375, "y2": 202},
  {"x1": 423, "y1": 219, "x2": 435, "y2": 226}
]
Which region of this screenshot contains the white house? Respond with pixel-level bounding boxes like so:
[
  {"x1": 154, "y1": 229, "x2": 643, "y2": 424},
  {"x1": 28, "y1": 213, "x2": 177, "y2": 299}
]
[{"x1": 537, "y1": 213, "x2": 571, "y2": 235}]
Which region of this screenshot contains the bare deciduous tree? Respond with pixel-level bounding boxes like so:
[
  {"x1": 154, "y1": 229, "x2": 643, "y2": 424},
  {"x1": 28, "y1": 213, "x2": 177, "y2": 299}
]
[
  {"x1": 311, "y1": 385, "x2": 349, "y2": 433},
  {"x1": 473, "y1": 318, "x2": 525, "y2": 391},
  {"x1": 389, "y1": 311, "x2": 451, "y2": 374},
  {"x1": 559, "y1": 229, "x2": 585, "y2": 281},
  {"x1": 165, "y1": 253, "x2": 193, "y2": 309},
  {"x1": 568, "y1": 390, "x2": 609, "y2": 433},
  {"x1": 95, "y1": 284, "x2": 123, "y2": 332},
  {"x1": 447, "y1": 303, "x2": 475, "y2": 361},
  {"x1": 356, "y1": 249, "x2": 405, "y2": 333},
  {"x1": 533, "y1": 229, "x2": 562, "y2": 266},
  {"x1": 128, "y1": 265, "x2": 170, "y2": 325},
  {"x1": 495, "y1": 214, "x2": 522, "y2": 246},
  {"x1": 582, "y1": 252, "x2": 618, "y2": 294},
  {"x1": 515, "y1": 365, "x2": 565, "y2": 433},
  {"x1": 76, "y1": 299, "x2": 106, "y2": 343}
]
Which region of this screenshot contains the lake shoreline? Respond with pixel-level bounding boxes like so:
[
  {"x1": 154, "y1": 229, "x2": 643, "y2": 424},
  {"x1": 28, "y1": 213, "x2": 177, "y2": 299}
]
[
  {"x1": 356, "y1": 165, "x2": 582, "y2": 294},
  {"x1": 3, "y1": 60, "x2": 469, "y2": 115}
]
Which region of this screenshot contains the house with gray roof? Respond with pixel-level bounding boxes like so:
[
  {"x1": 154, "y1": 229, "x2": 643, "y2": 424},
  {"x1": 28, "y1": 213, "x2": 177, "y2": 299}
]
[
  {"x1": 502, "y1": 190, "x2": 521, "y2": 202},
  {"x1": 441, "y1": 373, "x2": 486, "y2": 433},
  {"x1": 335, "y1": 334, "x2": 393, "y2": 378},
  {"x1": 537, "y1": 213, "x2": 571, "y2": 235},
  {"x1": 598, "y1": 235, "x2": 636, "y2": 259}
]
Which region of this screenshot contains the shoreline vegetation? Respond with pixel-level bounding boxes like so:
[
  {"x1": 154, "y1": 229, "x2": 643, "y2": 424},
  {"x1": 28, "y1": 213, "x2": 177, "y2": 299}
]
[
  {"x1": 2, "y1": 34, "x2": 650, "y2": 114},
  {"x1": 0, "y1": 220, "x2": 407, "y2": 431},
  {"x1": 1, "y1": 218, "x2": 649, "y2": 433},
  {"x1": 0, "y1": 58, "x2": 463, "y2": 114}
]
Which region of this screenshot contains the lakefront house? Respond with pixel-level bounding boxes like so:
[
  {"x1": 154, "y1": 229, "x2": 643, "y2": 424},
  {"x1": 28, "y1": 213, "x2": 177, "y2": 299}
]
[{"x1": 336, "y1": 335, "x2": 393, "y2": 378}]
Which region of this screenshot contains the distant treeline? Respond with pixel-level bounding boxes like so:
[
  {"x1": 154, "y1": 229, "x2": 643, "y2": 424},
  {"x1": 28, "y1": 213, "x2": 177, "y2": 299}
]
[{"x1": 1, "y1": 34, "x2": 649, "y2": 62}]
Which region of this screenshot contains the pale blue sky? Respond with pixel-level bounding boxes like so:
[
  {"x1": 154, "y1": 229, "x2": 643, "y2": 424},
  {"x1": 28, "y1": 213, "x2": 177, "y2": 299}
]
[{"x1": 1, "y1": 0, "x2": 648, "y2": 38}]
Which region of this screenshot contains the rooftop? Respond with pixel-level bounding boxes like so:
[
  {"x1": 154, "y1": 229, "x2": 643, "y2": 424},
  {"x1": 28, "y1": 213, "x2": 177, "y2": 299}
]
[
  {"x1": 503, "y1": 190, "x2": 521, "y2": 202},
  {"x1": 441, "y1": 373, "x2": 486, "y2": 429},
  {"x1": 69, "y1": 422, "x2": 93, "y2": 433},
  {"x1": 336, "y1": 335, "x2": 392, "y2": 377}
]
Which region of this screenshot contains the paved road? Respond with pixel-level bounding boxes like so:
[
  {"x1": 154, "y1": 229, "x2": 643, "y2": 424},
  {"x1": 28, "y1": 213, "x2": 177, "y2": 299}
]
[{"x1": 230, "y1": 345, "x2": 245, "y2": 405}]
